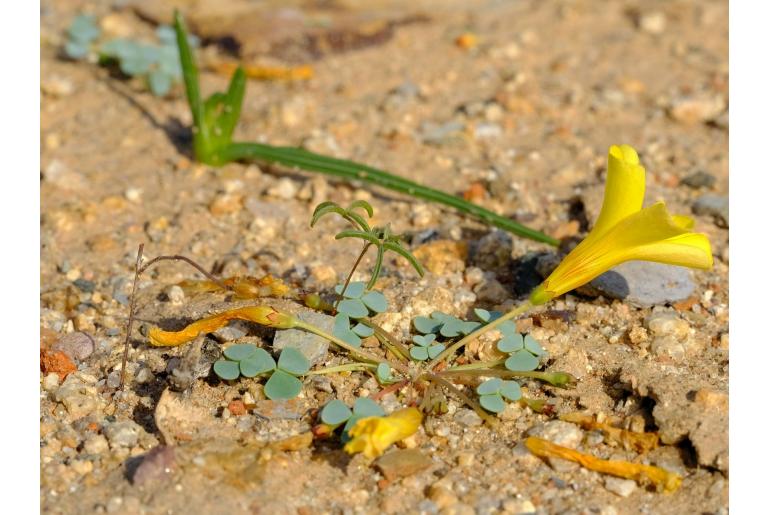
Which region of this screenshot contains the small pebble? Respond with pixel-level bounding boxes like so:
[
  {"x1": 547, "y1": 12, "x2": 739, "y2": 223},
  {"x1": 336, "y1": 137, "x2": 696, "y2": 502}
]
[
  {"x1": 83, "y1": 434, "x2": 109, "y2": 455},
  {"x1": 132, "y1": 446, "x2": 176, "y2": 486},
  {"x1": 681, "y1": 171, "x2": 716, "y2": 189},
  {"x1": 692, "y1": 194, "x2": 728, "y2": 227},
  {"x1": 104, "y1": 420, "x2": 142, "y2": 448},
  {"x1": 267, "y1": 178, "x2": 298, "y2": 200},
  {"x1": 52, "y1": 331, "x2": 95, "y2": 362},
  {"x1": 582, "y1": 261, "x2": 695, "y2": 307},
  {"x1": 604, "y1": 477, "x2": 637, "y2": 497},
  {"x1": 454, "y1": 409, "x2": 483, "y2": 428},
  {"x1": 163, "y1": 285, "x2": 185, "y2": 304},
  {"x1": 639, "y1": 11, "x2": 666, "y2": 34}
]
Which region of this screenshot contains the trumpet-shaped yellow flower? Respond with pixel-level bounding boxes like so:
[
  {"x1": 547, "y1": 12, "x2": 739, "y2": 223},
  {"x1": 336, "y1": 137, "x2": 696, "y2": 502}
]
[
  {"x1": 530, "y1": 145, "x2": 712, "y2": 305},
  {"x1": 344, "y1": 407, "x2": 422, "y2": 459}
]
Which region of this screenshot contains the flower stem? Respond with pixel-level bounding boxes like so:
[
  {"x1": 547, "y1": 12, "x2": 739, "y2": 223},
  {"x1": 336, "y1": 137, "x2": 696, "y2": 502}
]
[
  {"x1": 428, "y1": 300, "x2": 533, "y2": 368},
  {"x1": 423, "y1": 373, "x2": 499, "y2": 428},
  {"x1": 307, "y1": 363, "x2": 377, "y2": 375},
  {"x1": 439, "y1": 368, "x2": 576, "y2": 389},
  {"x1": 293, "y1": 320, "x2": 409, "y2": 374},
  {"x1": 335, "y1": 243, "x2": 371, "y2": 309}
]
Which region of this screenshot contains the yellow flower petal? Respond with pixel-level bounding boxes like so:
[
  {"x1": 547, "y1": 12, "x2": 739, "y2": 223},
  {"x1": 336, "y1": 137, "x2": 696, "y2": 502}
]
[
  {"x1": 344, "y1": 407, "x2": 422, "y2": 459},
  {"x1": 590, "y1": 144, "x2": 646, "y2": 239},
  {"x1": 529, "y1": 144, "x2": 713, "y2": 307}
]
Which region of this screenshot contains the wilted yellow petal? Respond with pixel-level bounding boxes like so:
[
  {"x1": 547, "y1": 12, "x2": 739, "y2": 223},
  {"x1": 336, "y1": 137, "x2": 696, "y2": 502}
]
[
  {"x1": 148, "y1": 306, "x2": 296, "y2": 347},
  {"x1": 344, "y1": 407, "x2": 422, "y2": 459},
  {"x1": 590, "y1": 145, "x2": 646, "y2": 239}
]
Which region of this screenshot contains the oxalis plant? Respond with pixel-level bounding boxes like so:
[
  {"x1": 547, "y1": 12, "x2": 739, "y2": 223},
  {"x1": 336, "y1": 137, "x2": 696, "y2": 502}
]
[
  {"x1": 170, "y1": 11, "x2": 558, "y2": 247},
  {"x1": 127, "y1": 144, "x2": 714, "y2": 463}
]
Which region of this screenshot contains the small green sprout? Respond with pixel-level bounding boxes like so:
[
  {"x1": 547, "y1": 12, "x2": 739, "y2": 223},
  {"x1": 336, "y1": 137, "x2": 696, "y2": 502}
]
[
  {"x1": 213, "y1": 344, "x2": 309, "y2": 400},
  {"x1": 319, "y1": 398, "x2": 385, "y2": 440},
  {"x1": 476, "y1": 377, "x2": 522, "y2": 413},
  {"x1": 64, "y1": 14, "x2": 100, "y2": 60},
  {"x1": 312, "y1": 201, "x2": 424, "y2": 291},
  {"x1": 172, "y1": 10, "x2": 559, "y2": 246},
  {"x1": 376, "y1": 363, "x2": 396, "y2": 384},
  {"x1": 413, "y1": 311, "x2": 480, "y2": 338}
]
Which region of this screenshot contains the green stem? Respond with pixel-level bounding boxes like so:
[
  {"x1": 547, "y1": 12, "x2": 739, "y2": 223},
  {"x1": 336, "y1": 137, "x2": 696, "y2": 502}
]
[
  {"x1": 335, "y1": 243, "x2": 371, "y2": 309},
  {"x1": 307, "y1": 363, "x2": 377, "y2": 375},
  {"x1": 361, "y1": 320, "x2": 410, "y2": 362},
  {"x1": 424, "y1": 373, "x2": 499, "y2": 428},
  {"x1": 444, "y1": 359, "x2": 507, "y2": 372},
  {"x1": 221, "y1": 143, "x2": 560, "y2": 246},
  {"x1": 429, "y1": 301, "x2": 533, "y2": 367},
  {"x1": 439, "y1": 368, "x2": 576, "y2": 389},
  {"x1": 293, "y1": 320, "x2": 409, "y2": 374}
]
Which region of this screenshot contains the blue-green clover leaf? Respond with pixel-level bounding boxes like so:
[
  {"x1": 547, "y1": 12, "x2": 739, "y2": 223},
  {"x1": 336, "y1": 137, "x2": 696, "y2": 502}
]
[
  {"x1": 413, "y1": 316, "x2": 442, "y2": 334},
  {"x1": 361, "y1": 291, "x2": 388, "y2": 313},
  {"x1": 320, "y1": 400, "x2": 352, "y2": 426},
  {"x1": 352, "y1": 323, "x2": 374, "y2": 337},
  {"x1": 68, "y1": 14, "x2": 100, "y2": 44},
  {"x1": 223, "y1": 343, "x2": 258, "y2": 361},
  {"x1": 523, "y1": 335, "x2": 546, "y2": 356},
  {"x1": 64, "y1": 41, "x2": 90, "y2": 60},
  {"x1": 500, "y1": 380, "x2": 522, "y2": 401},
  {"x1": 499, "y1": 320, "x2": 518, "y2": 336},
  {"x1": 476, "y1": 377, "x2": 503, "y2": 395},
  {"x1": 460, "y1": 320, "x2": 482, "y2": 335},
  {"x1": 333, "y1": 314, "x2": 361, "y2": 348},
  {"x1": 239, "y1": 349, "x2": 276, "y2": 377},
  {"x1": 479, "y1": 393, "x2": 506, "y2": 413},
  {"x1": 439, "y1": 317, "x2": 464, "y2": 338},
  {"x1": 264, "y1": 370, "x2": 303, "y2": 400},
  {"x1": 430, "y1": 311, "x2": 453, "y2": 322},
  {"x1": 505, "y1": 350, "x2": 540, "y2": 372},
  {"x1": 410, "y1": 346, "x2": 430, "y2": 361},
  {"x1": 427, "y1": 343, "x2": 445, "y2": 359},
  {"x1": 352, "y1": 398, "x2": 385, "y2": 418},
  {"x1": 376, "y1": 363, "x2": 394, "y2": 384},
  {"x1": 337, "y1": 299, "x2": 368, "y2": 319},
  {"x1": 497, "y1": 333, "x2": 524, "y2": 353},
  {"x1": 148, "y1": 69, "x2": 173, "y2": 96},
  {"x1": 412, "y1": 333, "x2": 436, "y2": 347},
  {"x1": 213, "y1": 359, "x2": 240, "y2": 381},
  {"x1": 335, "y1": 282, "x2": 365, "y2": 299},
  {"x1": 277, "y1": 347, "x2": 310, "y2": 376}
]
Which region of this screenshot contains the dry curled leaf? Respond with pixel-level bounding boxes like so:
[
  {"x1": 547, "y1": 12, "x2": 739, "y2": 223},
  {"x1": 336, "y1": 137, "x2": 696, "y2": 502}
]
[
  {"x1": 178, "y1": 274, "x2": 291, "y2": 299},
  {"x1": 525, "y1": 436, "x2": 681, "y2": 493},
  {"x1": 560, "y1": 412, "x2": 659, "y2": 453}
]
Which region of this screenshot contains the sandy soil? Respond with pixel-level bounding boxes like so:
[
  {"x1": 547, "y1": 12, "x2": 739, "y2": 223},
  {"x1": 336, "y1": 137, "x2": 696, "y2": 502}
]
[{"x1": 41, "y1": 0, "x2": 728, "y2": 513}]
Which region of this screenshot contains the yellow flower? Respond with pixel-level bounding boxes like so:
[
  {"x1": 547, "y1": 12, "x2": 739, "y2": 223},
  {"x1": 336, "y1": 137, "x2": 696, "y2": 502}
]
[
  {"x1": 344, "y1": 407, "x2": 422, "y2": 459},
  {"x1": 530, "y1": 145, "x2": 712, "y2": 305}
]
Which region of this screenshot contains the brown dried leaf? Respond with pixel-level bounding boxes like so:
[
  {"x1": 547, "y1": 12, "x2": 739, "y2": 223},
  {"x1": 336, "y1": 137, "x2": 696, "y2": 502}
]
[
  {"x1": 560, "y1": 412, "x2": 659, "y2": 453},
  {"x1": 525, "y1": 437, "x2": 681, "y2": 493}
]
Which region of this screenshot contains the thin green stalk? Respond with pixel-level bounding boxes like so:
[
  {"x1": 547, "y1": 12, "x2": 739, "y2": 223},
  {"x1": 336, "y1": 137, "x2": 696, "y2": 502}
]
[
  {"x1": 439, "y1": 368, "x2": 576, "y2": 389},
  {"x1": 424, "y1": 373, "x2": 499, "y2": 428},
  {"x1": 307, "y1": 363, "x2": 377, "y2": 375},
  {"x1": 335, "y1": 243, "x2": 371, "y2": 309},
  {"x1": 220, "y1": 143, "x2": 560, "y2": 246},
  {"x1": 293, "y1": 320, "x2": 409, "y2": 374},
  {"x1": 444, "y1": 358, "x2": 506, "y2": 372},
  {"x1": 360, "y1": 320, "x2": 410, "y2": 361},
  {"x1": 429, "y1": 300, "x2": 533, "y2": 367}
]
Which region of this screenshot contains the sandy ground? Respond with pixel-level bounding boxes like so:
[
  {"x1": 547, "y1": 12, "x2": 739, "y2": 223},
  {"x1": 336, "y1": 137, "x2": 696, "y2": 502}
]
[{"x1": 41, "y1": 0, "x2": 728, "y2": 513}]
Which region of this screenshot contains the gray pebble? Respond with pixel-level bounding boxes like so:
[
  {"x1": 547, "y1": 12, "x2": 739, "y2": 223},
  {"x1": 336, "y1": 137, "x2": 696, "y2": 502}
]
[
  {"x1": 681, "y1": 171, "x2": 716, "y2": 189},
  {"x1": 212, "y1": 320, "x2": 249, "y2": 342},
  {"x1": 580, "y1": 261, "x2": 695, "y2": 307},
  {"x1": 104, "y1": 420, "x2": 142, "y2": 448},
  {"x1": 453, "y1": 409, "x2": 483, "y2": 428},
  {"x1": 604, "y1": 477, "x2": 636, "y2": 497},
  {"x1": 131, "y1": 446, "x2": 176, "y2": 486},
  {"x1": 163, "y1": 285, "x2": 185, "y2": 304},
  {"x1": 52, "y1": 332, "x2": 95, "y2": 362},
  {"x1": 273, "y1": 311, "x2": 333, "y2": 365},
  {"x1": 692, "y1": 194, "x2": 728, "y2": 227},
  {"x1": 420, "y1": 120, "x2": 465, "y2": 146},
  {"x1": 55, "y1": 375, "x2": 100, "y2": 418},
  {"x1": 73, "y1": 278, "x2": 96, "y2": 293}
]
